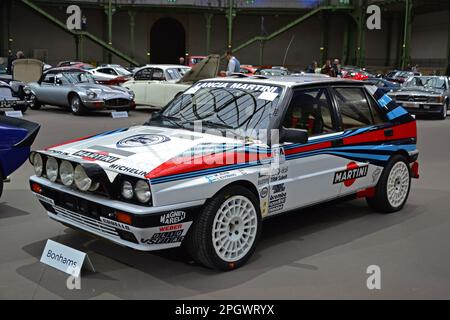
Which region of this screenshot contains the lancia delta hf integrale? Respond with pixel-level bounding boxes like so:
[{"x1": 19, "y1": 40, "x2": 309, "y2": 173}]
[{"x1": 29, "y1": 76, "x2": 419, "y2": 270}]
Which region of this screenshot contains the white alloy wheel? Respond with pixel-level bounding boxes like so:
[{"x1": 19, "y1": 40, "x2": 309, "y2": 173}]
[
  {"x1": 386, "y1": 161, "x2": 410, "y2": 208},
  {"x1": 212, "y1": 195, "x2": 258, "y2": 263}
]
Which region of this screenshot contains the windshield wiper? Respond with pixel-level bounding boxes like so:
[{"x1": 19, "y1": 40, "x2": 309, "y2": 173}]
[{"x1": 180, "y1": 120, "x2": 233, "y2": 129}]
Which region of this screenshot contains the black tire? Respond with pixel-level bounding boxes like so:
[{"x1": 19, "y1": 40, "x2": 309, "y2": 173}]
[
  {"x1": 29, "y1": 93, "x2": 41, "y2": 110},
  {"x1": 366, "y1": 154, "x2": 412, "y2": 213},
  {"x1": 13, "y1": 104, "x2": 28, "y2": 113},
  {"x1": 69, "y1": 94, "x2": 86, "y2": 115},
  {"x1": 186, "y1": 185, "x2": 262, "y2": 271},
  {"x1": 439, "y1": 101, "x2": 448, "y2": 120}
]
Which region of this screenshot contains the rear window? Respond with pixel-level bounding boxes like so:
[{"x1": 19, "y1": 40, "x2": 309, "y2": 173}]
[{"x1": 333, "y1": 87, "x2": 384, "y2": 129}]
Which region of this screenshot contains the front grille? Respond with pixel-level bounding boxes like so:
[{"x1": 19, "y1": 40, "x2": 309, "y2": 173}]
[
  {"x1": 54, "y1": 205, "x2": 119, "y2": 237},
  {"x1": 396, "y1": 95, "x2": 428, "y2": 102},
  {"x1": 105, "y1": 98, "x2": 130, "y2": 107}
]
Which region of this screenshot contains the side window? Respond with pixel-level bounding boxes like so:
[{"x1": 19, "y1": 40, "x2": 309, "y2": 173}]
[
  {"x1": 152, "y1": 68, "x2": 165, "y2": 81},
  {"x1": 334, "y1": 87, "x2": 382, "y2": 129},
  {"x1": 282, "y1": 88, "x2": 337, "y2": 136},
  {"x1": 134, "y1": 68, "x2": 153, "y2": 81},
  {"x1": 43, "y1": 74, "x2": 55, "y2": 84}
]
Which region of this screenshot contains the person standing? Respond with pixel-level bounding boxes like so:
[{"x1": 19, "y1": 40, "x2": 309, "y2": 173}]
[
  {"x1": 321, "y1": 60, "x2": 335, "y2": 77},
  {"x1": 225, "y1": 50, "x2": 241, "y2": 76},
  {"x1": 332, "y1": 58, "x2": 342, "y2": 77},
  {"x1": 179, "y1": 57, "x2": 185, "y2": 65},
  {"x1": 81, "y1": 15, "x2": 87, "y2": 31},
  {"x1": 306, "y1": 61, "x2": 317, "y2": 74}
]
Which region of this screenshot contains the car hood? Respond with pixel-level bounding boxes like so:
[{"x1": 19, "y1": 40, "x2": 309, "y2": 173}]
[
  {"x1": 390, "y1": 87, "x2": 444, "y2": 96},
  {"x1": 75, "y1": 83, "x2": 129, "y2": 94},
  {"x1": 177, "y1": 54, "x2": 220, "y2": 84},
  {"x1": 41, "y1": 125, "x2": 249, "y2": 181}
]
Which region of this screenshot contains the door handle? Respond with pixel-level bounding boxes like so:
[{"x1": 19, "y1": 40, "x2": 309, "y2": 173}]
[{"x1": 384, "y1": 128, "x2": 394, "y2": 137}]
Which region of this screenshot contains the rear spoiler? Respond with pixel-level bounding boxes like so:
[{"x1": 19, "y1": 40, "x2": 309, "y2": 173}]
[{"x1": 0, "y1": 115, "x2": 40, "y2": 148}]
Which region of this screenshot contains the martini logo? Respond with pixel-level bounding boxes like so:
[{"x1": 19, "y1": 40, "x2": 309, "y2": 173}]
[
  {"x1": 333, "y1": 162, "x2": 369, "y2": 187},
  {"x1": 117, "y1": 134, "x2": 170, "y2": 148},
  {"x1": 73, "y1": 150, "x2": 119, "y2": 163}
]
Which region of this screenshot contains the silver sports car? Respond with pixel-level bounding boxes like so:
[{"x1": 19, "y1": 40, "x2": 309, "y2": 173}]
[{"x1": 28, "y1": 68, "x2": 136, "y2": 115}]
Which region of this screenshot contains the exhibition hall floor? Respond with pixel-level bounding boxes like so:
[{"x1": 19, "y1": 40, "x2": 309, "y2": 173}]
[{"x1": 1, "y1": 107, "x2": 449, "y2": 299}]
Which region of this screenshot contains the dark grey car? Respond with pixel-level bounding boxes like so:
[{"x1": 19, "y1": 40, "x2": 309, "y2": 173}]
[
  {"x1": 28, "y1": 68, "x2": 136, "y2": 115},
  {"x1": 388, "y1": 76, "x2": 450, "y2": 120}
]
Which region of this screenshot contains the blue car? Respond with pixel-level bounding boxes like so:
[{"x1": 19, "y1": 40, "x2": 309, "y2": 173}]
[
  {"x1": 364, "y1": 77, "x2": 400, "y2": 94},
  {"x1": 0, "y1": 116, "x2": 40, "y2": 198}
]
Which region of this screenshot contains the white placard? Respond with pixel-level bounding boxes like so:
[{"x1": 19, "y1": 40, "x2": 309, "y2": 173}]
[
  {"x1": 257, "y1": 92, "x2": 278, "y2": 101},
  {"x1": 111, "y1": 111, "x2": 128, "y2": 118},
  {"x1": 40, "y1": 239, "x2": 95, "y2": 277},
  {"x1": 5, "y1": 110, "x2": 23, "y2": 118}
]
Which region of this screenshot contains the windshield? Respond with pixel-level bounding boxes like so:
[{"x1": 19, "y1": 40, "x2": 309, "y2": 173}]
[
  {"x1": 115, "y1": 67, "x2": 132, "y2": 76},
  {"x1": 404, "y1": 76, "x2": 446, "y2": 90},
  {"x1": 150, "y1": 81, "x2": 283, "y2": 139},
  {"x1": 63, "y1": 72, "x2": 95, "y2": 84}
]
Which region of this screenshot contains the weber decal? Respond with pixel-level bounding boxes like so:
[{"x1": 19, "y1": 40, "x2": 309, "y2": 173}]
[
  {"x1": 116, "y1": 134, "x2": 170, "y2": 148},
  {"x1": 333, "y1": 162, "x2": 369, "y2": 187},
  {"x1": 160, "y1": 211, "x2": 186, "y2": 225},
  {"x1": 72, "y1": 150, "x2": 119, "y2": 163}
]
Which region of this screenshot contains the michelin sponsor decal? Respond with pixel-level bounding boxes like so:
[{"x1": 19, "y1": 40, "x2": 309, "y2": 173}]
[
  {"x1": 333, "y1": 162, "x2": 369, "y2": 187},
  {"x1": 72, "y1": 150, "x2": 119, "y2": 163},
  {"x1": 116, "y1": 134, "x2": 170, "y2": 148},
  {"x1": 109, "y1": 164, "x2": 147, "y2": 177},
  {"x1": 160, "y1": 211, "x2": 186, "y2": 225}
]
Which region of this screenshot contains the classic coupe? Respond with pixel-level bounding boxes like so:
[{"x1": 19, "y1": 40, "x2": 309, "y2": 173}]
[
  {"x1": 28, "y1": 68, "x2": 136, "y2": 115},
  {"x1": 123, "y1": 55, "x2": 219, "y2": 108},
  {"x1": 29, "y1": 76, "x2": 419, "y2": 270}
]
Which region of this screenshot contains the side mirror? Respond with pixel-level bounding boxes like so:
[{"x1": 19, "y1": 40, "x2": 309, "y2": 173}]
[{"x1": 280, "y1": 127, "x2": 308, "y2": 144}]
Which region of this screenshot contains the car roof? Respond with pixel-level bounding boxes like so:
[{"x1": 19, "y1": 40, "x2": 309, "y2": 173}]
[
  {"x1": 201, "y1": 75, "x2": 360, "y2": 88},
  {"x1": 45, "y1": 67, "x2": 86, "y2": 74}
]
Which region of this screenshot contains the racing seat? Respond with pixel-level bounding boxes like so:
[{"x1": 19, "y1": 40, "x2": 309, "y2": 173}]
[{"x1": 283, "y1": 93, "x2": 324, "y2": 135}]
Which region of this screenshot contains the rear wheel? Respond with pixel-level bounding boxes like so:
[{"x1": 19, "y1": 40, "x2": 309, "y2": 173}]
[
  {"x1": 69, "y1": 94, "x2": 86, "y2": 115},
  {"x1": 186, "y1": 185, "x2": 262, "y2": 270},
  {"x1": 367, "y1": 155, "x2": 411, "y2": 213},
  {"x1": 29, "y1": 93, "x2": 41, "y2": 110}
]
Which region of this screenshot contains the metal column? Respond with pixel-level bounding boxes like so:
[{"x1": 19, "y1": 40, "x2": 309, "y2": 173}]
[
  {"x1": 356, "y1": 1, "x2": 366, "y2": 67},
  {"x1": 129, "y1": 10, "x2": 136, "y2": 60},
  {"x1": 401, "y1": 0, "x2": 412, "y2": 69},
  {"x1": 104, "y1": 0, "x2": 116, "y2": 63},
  {"x1": 75, "y1": 34, "x2": 84, "y2": 61},
  {"x1": 226, "y1": 0, "x2": 235, "y2": 49},
  {"x1": 205, "y1": 13, "x2": 213, "y2": 54},
  {"x1": 320, "y1": 12, "x2": 329, "y2": 66}
]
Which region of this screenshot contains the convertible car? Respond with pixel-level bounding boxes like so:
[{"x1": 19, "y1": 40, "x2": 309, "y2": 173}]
[
  {"x1": 122, "y1": 55, "x2": 219, "y2": 108},
  {"x1": 28, "y1": 68, "x2": 136, "y2": 115},
  {"x1": 1, "y1": 116, "x2": 40, "y2": 199},
  {"x1": 29, "y1": 76, "x2": 419, "y2": 270},
  {"x1": 388, "y1": 75, "x2": 449, "y2": 119}
]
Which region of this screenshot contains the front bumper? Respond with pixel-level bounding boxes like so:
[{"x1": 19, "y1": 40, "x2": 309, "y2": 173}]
[
  {"x1": 83, "y1": 99, "x2": 136, "y2": 111},
  {"x1": 30, "y1": 176, "x2": 202, "y2": 251},
  {"x1": 396, "y1": 101, "x2": 445, "y2": 114},
  {"x1": 0, "y1": 99, "x2": 29, "y2": 109}
]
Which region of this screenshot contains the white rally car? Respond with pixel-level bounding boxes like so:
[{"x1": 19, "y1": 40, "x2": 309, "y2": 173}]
[{"x1": 29, "y1": 76, "x2": 419, "y2": 270}]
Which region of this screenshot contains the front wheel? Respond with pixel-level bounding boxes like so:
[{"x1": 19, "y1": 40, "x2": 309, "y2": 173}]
[
  {"x1": 70, "y1": 94, "x2": 86, "y2": 115},
  {"x1": 367, "y1": 155, "x2": 411, "y2": 213},
  {"x1": 29, "y1": 93, "x2": 41, "y2": 110},
  {"x1": 186, "y1": 185, "x2": 262, "y2": 270},
  {"x1": 438, "y1": 102, "x2": 448, "y2": 120}
]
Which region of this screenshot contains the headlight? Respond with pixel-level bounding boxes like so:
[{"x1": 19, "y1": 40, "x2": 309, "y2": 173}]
[
  {"x1": 128, "y1": 91, "x2": 135, "y2": 99},
  {"x1": 33, "y1": 153, "x2": 43, "y2": 177},
  {"x1": 23, "y1": 86, "x2": 31, "y2": 95},
  {"x1": 121, "y1": 180, "x2": 134, "y2": 199},
  {"x1": 59, "y1": 161, "x2": 74, "y2": 186},
  {"x1": 428, "y1": 96, "x2": 444, "y2": 103},
  {"x1": 45, "y1": 157, "x2": 59, "y2": 182},
  {"x1": 134, "y1": 180, "x2": 151, "y2": 203},
  {"x1": 74, "y1": 165, "x2": 92, "y2": 191},
  {"x1": 86, "y1": 90, "x2": 97, "y2": 99}
]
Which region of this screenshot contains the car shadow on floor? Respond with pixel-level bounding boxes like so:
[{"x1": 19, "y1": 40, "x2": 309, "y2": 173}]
[
  {"x1": 0, "y1": 202, "x2": 31, "y2": 219},
  {"x1": 30, "y1": 105, "x2": 154, "y2": 118},
  {"x1": 15, "y1": 192, "x2": 425, "y2": 299}
]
